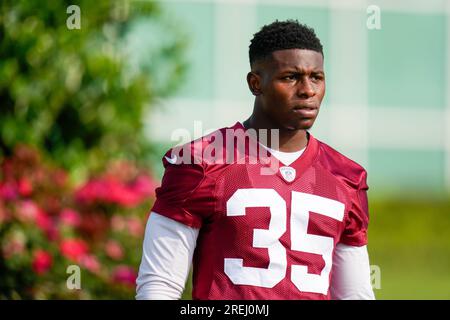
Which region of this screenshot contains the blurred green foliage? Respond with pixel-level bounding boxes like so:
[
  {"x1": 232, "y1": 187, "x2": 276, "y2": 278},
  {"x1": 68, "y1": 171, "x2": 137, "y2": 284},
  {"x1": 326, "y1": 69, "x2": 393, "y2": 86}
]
[
  {"x1": 0, "y1": 0, "x2": 187, "y2": 182},
  {"x1": 368, "y1": 197, "x2": 450, "y2": 299}
]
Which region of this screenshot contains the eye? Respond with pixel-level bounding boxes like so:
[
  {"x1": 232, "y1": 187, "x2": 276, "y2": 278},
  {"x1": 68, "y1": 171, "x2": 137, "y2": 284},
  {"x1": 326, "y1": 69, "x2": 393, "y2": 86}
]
[
  {"x1": 311, "y1": 74, "x2": 324, "y2": 81},
  {"x1": 282, "y1": 74, "x2": 296, "y2": 81}
]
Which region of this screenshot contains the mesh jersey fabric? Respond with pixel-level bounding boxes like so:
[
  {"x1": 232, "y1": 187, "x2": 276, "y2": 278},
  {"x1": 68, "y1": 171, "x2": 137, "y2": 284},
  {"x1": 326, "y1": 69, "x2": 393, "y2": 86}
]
[{"x1": 152, "y1": 122, "x2": 369, "y2": 300}]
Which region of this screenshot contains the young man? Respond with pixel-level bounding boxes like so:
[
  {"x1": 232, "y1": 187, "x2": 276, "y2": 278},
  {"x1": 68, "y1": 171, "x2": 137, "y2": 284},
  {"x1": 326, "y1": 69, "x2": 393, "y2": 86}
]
[{"x1": 136, "y1": 20, "x2": 375, "y2": 300}]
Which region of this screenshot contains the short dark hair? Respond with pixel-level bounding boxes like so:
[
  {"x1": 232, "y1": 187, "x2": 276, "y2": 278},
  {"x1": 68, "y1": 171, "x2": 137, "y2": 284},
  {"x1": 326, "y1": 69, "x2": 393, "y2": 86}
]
[{"x1": 249, "y1": 19, "x2": 323, "y2": 66}]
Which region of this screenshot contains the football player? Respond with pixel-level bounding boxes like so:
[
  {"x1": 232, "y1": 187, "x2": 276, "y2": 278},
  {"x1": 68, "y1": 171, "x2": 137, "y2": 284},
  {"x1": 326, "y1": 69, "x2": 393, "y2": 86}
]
[{"x1": 136, "y1": 20, "x2": 375, "y2": 300}]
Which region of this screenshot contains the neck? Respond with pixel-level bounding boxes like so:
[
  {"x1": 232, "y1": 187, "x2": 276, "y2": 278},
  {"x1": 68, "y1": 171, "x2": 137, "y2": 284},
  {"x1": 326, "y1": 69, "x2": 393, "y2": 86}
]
[{"x1": 243, "y1": 110, "x2": 309, "y2": 153}]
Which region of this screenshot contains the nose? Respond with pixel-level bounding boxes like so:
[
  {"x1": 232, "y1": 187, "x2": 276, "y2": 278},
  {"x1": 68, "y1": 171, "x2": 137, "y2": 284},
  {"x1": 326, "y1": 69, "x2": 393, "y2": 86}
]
[{"x1": 297, "y1": 77, "x2": 315, "y2": 99}]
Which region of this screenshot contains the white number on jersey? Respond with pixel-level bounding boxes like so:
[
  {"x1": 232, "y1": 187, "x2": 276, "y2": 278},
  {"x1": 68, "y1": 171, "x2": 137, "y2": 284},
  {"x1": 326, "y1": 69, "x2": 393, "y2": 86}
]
[{"x1": 224, "y1": 188, "x2": 345, "y2": 294}]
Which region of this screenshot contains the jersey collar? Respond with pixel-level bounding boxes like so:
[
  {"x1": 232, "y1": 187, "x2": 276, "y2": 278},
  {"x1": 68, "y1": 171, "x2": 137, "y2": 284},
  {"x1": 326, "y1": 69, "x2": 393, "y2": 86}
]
[{"x1": 233, "y1": 121, "x2": 319, "y2": 184}]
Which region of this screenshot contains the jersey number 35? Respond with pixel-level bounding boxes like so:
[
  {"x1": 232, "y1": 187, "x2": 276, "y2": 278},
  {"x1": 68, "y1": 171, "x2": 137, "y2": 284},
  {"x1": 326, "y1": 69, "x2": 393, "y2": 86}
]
[{"x1": 225, "y1": 188, "x2": 345, "y2": 294}]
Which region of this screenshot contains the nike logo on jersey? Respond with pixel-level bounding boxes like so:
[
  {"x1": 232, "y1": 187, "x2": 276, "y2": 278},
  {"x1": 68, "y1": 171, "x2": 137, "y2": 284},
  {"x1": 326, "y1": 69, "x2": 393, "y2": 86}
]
[{"x1": 165, "y1": 155, "x2": 178, "y2": 165}]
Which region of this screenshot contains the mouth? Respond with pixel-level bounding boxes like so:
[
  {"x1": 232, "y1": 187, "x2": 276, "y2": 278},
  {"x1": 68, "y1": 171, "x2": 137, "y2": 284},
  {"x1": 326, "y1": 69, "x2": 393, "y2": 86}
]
[
  {"x1": 292, "y1": 103, "x2": 317, "y2": 110},
  {"x1": 291, "y1": 105, "x2": 318, "y2": 117}
]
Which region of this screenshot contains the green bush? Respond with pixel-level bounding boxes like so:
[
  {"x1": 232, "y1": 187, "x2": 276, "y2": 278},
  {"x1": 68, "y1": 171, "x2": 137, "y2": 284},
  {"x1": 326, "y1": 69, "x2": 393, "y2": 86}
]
[
  {"x1": 0, "y1": 0, "x2": 187, "y2": 180},
  {"x1": 0, "y1": 0, "x2": 188, "y2": 299}
]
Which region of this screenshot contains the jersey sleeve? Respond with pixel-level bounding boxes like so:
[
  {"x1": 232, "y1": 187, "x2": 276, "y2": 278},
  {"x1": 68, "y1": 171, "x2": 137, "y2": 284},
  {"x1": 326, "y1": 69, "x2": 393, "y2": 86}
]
[
  {"x1": 151, "y1": 149, "x2": 213, "y2": 229},
  {"x1": 339, "y1": 169, "x2": 369, "y2": 246}
]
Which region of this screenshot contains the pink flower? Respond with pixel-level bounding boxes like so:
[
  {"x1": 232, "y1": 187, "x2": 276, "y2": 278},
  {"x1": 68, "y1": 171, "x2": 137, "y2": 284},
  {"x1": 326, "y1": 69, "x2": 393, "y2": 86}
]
[
  {"x1": 15, "y1": 200, "x2": 39, "y2": 222},
  {"x1": 75, "y1": 179, "x2": 107, "y2": 205},
  {"x1": 60, "y1": 238, "x2": 89, "y2": 262},
  {"x1": 131, "y1": 175, "x2": 157, "y2": 198},
  {"x1": 106, "y1": 179, "x2": 141, "y2": 207},
  {"x1": 127, "y1": 217, "x2": 144, "y2": 237},
  {"x1": 76, "y1": 175, "x2": 151, "y2": 208},
  {"x1": 32, "y1": 249, "x2": 53, "y2": 275},
  {"x1": 112, "y1": 187, "x2": 142, "y2": 207},
  {"x1": 105, "y1": 240, "x2": 124, "y2": 260},
  {"x1": 0, "y1": 181, "x2": 18, "y2": 201},
  {"x1": 112, "y1": 265, "x2": 137, "y2": 286},
  {"x1": 15, "y1": 201, "x2": 54, "y2": 236},
  {"x1": 111, "y1": 215, "x2": 127, "y2": 232},
  {"x1": 60, "y1": 208, "x2": 81, "y2": 227},
  {"x1": 80, "y1": 254, "x2": 101, "y2": 274}
]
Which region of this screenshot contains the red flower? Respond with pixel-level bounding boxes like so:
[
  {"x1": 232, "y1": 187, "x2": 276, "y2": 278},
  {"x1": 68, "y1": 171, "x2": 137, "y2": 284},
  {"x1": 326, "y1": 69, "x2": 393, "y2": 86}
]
[
  {"x1": 17, "y1": 178, "x2": 33, "y2": 197},
  {"x1": 60, "y1": 238, "x2": 89, "y2": 262},
  {"x1": 32, "y1": 249, "x2": 53, "y2": 275},
  {"x1": 45, "y1": 224, "x2": 60, "y2": 242},
  {"x1": 112, "y1": 265, "x2": 137, "y2": 286},
  {"x1": 36, "y1": 210, "x2": 52, "y2": 232}
]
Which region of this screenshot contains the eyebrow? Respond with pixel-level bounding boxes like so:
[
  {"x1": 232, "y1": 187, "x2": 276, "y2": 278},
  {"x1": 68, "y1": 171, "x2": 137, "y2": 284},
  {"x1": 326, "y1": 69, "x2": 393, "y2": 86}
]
[{"x1": 279, "y1": 68, "x2": 324, "y2": 74}]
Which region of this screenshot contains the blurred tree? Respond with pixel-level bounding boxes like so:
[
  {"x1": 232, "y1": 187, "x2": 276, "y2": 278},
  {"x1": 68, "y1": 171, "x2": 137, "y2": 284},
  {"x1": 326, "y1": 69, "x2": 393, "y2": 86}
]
[{"x1": 0, "y1": 0, "x2": 187, "y2": 181}]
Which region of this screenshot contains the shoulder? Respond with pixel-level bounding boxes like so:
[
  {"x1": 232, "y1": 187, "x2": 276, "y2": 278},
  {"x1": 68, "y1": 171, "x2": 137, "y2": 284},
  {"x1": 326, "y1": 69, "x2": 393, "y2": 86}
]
[
  {"x1": 162, "y1": 122, "x2": 245, "y2": 168},
  {"x1": 314, "y1": 137, "x2": 368, "y2": 190}
]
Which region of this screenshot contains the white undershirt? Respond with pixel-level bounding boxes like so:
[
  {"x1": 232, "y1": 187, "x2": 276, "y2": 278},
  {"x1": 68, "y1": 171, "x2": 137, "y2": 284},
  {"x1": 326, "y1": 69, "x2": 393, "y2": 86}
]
[
  {"x1": 260, "y1": 144, "x2": 306, "y2": 166},
  {"x1": 136, "y1": 212, "x2": 375, "y2": 300}
]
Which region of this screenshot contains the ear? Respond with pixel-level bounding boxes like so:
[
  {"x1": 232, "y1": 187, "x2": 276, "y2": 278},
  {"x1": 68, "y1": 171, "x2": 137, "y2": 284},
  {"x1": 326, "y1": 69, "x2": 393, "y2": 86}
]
[{"x1": 247, "y1": 72, "x2": 262, "y2": 96}]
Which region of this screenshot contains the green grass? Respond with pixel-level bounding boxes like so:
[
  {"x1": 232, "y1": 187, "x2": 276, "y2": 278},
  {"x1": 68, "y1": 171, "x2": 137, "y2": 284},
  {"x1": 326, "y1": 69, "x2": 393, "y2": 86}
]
[
  {"x1": 368, "y1": 196, "x2": 450, "y2": 299},
  {"x1": 372, "y1": 265, "x2": 450, "y2": 299}
]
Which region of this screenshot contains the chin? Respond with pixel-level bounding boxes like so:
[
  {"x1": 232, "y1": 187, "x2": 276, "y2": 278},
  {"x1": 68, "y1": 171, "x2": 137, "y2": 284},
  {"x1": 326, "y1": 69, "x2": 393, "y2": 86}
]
[{"x1": 287, "y1": 120, "x2": 315, "y2": 131}]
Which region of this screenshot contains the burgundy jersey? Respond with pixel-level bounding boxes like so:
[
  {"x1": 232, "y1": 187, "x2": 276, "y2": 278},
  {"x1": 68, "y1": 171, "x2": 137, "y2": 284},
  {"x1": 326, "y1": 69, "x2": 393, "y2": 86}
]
[{"x1": 152, "y1": 122, "x2": 369, "y2": 300}]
